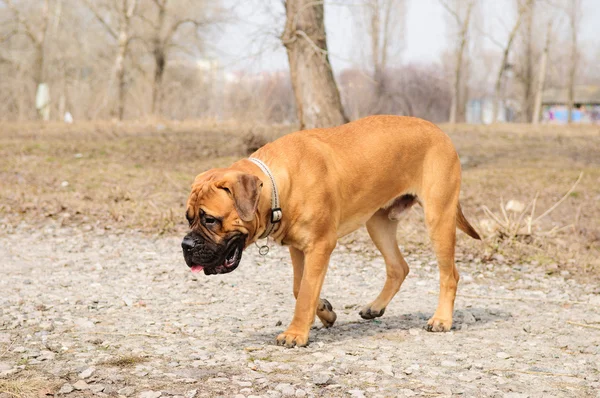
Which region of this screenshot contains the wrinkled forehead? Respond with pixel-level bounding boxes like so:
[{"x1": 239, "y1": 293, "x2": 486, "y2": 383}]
[{"x1": 186, "y1": 170, "x2": 230, "y2": 214}]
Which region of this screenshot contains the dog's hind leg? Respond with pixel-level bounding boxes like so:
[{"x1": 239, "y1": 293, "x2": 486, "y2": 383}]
[
  {"x1": 359, "y1": 209, "x2": 409, "y2": 320},
  {"x1": 422, "y1": 175, "x2": 460, "y2": 332},
  {"x1": 290, "y1": 247, "x2": 337, "y2": 328}
]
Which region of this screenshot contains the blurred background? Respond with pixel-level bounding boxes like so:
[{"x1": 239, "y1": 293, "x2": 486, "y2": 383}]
[
  {"x1": 0, "y1": 0, "x2": 598, "y2": 125},
  {"x1": 0, "y1": 0, "x2": 599, "y2": 280}
]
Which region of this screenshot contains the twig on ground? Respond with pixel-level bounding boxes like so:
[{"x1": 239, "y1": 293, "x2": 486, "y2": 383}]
[
  {"x1": 486, "y1": 368, "x2": 579, "y2": 377},
  {"x1": 533, "y1": 172, "x2": 583, "y2": 224},
  {"x1": 567, "y1": 321, "x2": 600, "y2": 330},
  {"x1": 0, "y1": 340, "x2": 14, "y2": 359},
  {"x1": 88, "y1": 331, "x2": 164, "y2": 338}
]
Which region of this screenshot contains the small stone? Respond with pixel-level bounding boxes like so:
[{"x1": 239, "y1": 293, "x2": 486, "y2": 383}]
[
  {"x1": 492, "y1": 253, "x2": 505, "y2": 263},
  {"x1": 276, "y1": 383, "x2": 295, "y2": 396},
  {"x1": 79, "y1": 367, "x2": 95, "y2": 379},
  {"x1": 61, "y1": 181, "x2": 69, "y2": 187},
  {"x1": 74, "y1": 318, "x2": 95, "y2": 329},
  {"x1": 118, "y1": 386, "x2": 136, "y2": 396},
  {"x1": 462, "y1": 311, "x2": 476, "y2": 325},
  {"x1": 237, "y1": 381, "x2": 252, "y2": 387},
  {"x1": 122, "y1": 296, "x2": 134, "y2": 307},
  {"x1": 379, "y1": 365, "x2": 394, "y2": 376},
  {"x1": 0, "y1": 362, "x2": 11, "y2": 372},
  {"x1": 408, "y1": 328, "x2": 420, "y2": 336},
  {"x1": 59, "y1": 383, "x2": 74, "y2": 394},
  {"x1": 233, "y1": 395, "x2": 245, "y2": 398},
  {"x1": 39, "y1": 321, "x2": 54, "y2": 331},
  {"x1": 312, "y1": 373, "x2": 331, "y2": 385},
  {"x1": 90, "y1": 384, "x2": 105, "y2": 394},
  {"x1": 72, "y1": 380, "x2": 89, "y2": 390},
  {"x1": 207, "y1": 377, "x2": 229, "y2": 383},
  {"x1": 184, "y1": 390, "x2": 197, "y2": 398},
  {"x1": 496, "y1": 352, "x2": 511, "y2": 359},
  {"x1": 295, "y1": 389, "x2": 307, "y2": 397},
  {"x1": 399, "y1": 389, "x2": 416, "y2": 397},
  {"x1": 348, "y1": 390, "x2": 365, "y2": 398},
  {"x1": 403, "y1": 368, "x2": 413, "y2": 375},
  {"x1": 139, "y1": 391, "x2": 162, "y2": 398},
  {"x1": 441, "y1": 360, "x2": 460, "y2": 368}
]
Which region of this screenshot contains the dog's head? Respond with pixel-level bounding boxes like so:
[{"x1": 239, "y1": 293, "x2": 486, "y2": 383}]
[{"x1": 181, "y1": 169, "x2": 262, "y2": 275}]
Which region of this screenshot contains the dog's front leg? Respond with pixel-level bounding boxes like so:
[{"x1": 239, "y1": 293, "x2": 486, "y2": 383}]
[{"x1": 277, "y1": 241, "x2": 335, "y2": 348}]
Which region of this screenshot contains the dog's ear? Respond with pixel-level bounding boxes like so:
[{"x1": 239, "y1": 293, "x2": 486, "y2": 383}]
[{"x1": 217, "y1": 173, "x2": 263, "y2": 222}]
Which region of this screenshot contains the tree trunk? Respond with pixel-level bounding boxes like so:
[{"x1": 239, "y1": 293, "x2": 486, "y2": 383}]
[
  {"x1": 522, "y1": 0, "x2": 534, "y2": 123},
  {"x1": 115, "y1": 31, "x2": 128, "y2": 120},
  {"x1": 282, "y1": 0, "x2": 347, "y2": 130},
  {"x1": 449, "y1": 1, "x2": 473, "y2": 125},
  {"x1": 567, "y1": 1, "x2": 579, "y2": 124},
  {"x1": 152, "y1": 50, "x2": 166, "y2": 116},
  {"x1": 151, "y1": 1, "x2": 167, "y2": 116},
  {"x1": 492, "y1": 6, "x2": 523, "y2": 123},
  {"x1": 532, "y1": 22, "x2": 551, "y2": 124},
  {"x1": 114, "y1": 0, "x2": 136, "y2": 120}
]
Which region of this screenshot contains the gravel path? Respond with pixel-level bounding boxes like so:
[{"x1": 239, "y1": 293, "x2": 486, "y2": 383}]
[{"x1": 1, "y1": 223, "x2": 599, "y2": 398}]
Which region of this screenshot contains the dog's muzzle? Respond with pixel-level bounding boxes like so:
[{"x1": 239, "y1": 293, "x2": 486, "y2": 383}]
[{"x1": 181, "y1": 232, "x2": 245, "y2": 275}]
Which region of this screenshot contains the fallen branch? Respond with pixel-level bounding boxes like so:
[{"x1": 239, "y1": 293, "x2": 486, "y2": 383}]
[
  {"x1": 486, "y1": 368, "x2": 579, "y2": 378},
  {"x1": 566, "y1": 321, "x2": 600, "y2": 330},
  {"x1": 0, "y1": 340, "x2": 14, "y2": 359},
  {"x1": 88, "y1": 331, "x2": 164, "y2": 338},
  {"x1": 533, "y1": 171, "x2": 583, "y2": 224}
]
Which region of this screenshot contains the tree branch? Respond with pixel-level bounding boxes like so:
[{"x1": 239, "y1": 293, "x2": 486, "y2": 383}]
[
  {"x1": 82, "y1": 0, "x2": 118, "y2": 40},
  {"x1": 3, "y1": 0, "x2": 40, "y2": 44},
  {"x1": 438, "y1": 0, "x2": 462, "y2": 25}
]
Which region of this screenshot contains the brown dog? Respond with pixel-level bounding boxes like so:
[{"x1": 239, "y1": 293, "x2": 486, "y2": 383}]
[{"x1": 182, "y1": 115, "x2": 480, "y2": 348}]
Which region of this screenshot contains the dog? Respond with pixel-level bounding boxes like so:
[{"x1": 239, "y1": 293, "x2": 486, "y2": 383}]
[{"x1": 182, "y1": 115, "x2": 480, "y2": 348}]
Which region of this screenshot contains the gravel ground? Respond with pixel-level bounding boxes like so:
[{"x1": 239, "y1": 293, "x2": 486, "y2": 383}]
[{"x1": 1, "y1": 222, "x2": 600, "y2": 398}]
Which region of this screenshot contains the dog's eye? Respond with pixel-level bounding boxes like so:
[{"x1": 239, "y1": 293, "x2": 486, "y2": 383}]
[
  {"x1": 185, "y1": 213, "x2": 193, "y2": 225},
  {"x1": 204, "y1": 216, "x2": 217, "y2": 225}
]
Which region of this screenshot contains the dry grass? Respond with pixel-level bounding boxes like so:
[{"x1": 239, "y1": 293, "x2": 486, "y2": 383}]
[
  {"x1": 0, "y1": 120, "x2": 292, "y2": 234},
  {"x1": 102, "y1": 354, "x2": 148, "y2": 367},
  {"x1": 0, "y1": 120, "x2": 599, "y2": 281},
  {"x1": 0, "y1": 375, "x2": 56, "y2": 398}
]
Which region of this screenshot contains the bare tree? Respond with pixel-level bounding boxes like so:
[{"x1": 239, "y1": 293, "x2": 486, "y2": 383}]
[
  {"x1": 513, "y1": 0, "x2": 536, "y2": 123},
  {"x1": 1, "y1": 0, "x2": 51, "y2": 119},
  {"x1": 363, "y1": 0, "x2": 408, "y2": 113},
  {"x1": 532, "y1": 21, "x2": 552, "y2": 124},
  {"x1": 142, "y1": 0, "x2": 218, "y2": 116},
  {"x1": 281, "y1": 0, "x2": 347, "y2": 129},
  {"x1": 566, "y1": 0, "x2": 581, "y2": 124},
  {"x1": 490, "y1": 0, "x2": 528, "y2": 123},
  {"x1": 84, "y1": 0, "x2": 139, "y2": 120},
  {"x1": 440, "y1": 0, "x2": 475, "y2": 124}
]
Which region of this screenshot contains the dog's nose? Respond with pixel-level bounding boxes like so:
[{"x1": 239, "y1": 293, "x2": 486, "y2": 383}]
[{"x1": 181, "y1": 237, "x2": 195, "y2": 251}]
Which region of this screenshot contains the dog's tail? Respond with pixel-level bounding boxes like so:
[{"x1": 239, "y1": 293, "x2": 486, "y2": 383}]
[{"x1": 456, "y1": 202, "x2": 481, "y2": 240}]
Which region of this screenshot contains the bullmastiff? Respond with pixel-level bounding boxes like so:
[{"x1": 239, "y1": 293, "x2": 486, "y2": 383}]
[{"x1": 182, "y1": 115, "x2": 480, "y2": 348}]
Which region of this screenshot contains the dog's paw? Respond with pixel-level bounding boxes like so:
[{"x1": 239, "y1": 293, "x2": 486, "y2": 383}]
[
  {"x1": 317, "y1": 298, "x2": 337, "y2": 328},
  {"x1": 426, "y1": 317, "x2": 452, "y2": 332},
  {"x1": 359, "y1": 305, "x2": 386, "y2": 320},
  {"x1": 276, "y1": 330, "x2": 309, "y2": 348}
]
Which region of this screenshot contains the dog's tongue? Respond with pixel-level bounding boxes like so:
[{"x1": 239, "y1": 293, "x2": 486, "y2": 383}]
[{"x1": 190, "y1": 265, "x2": 204, "y2": 273}]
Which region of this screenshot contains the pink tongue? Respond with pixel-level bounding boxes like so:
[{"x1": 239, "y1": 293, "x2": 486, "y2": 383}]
[{"x1": 190, "y1": 265, "x2": 204, "y2": 273}]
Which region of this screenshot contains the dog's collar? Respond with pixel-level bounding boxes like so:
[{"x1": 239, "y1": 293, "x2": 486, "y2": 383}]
[{"x1": 248, "y1": 157, "x2": 282, "y2": 239}]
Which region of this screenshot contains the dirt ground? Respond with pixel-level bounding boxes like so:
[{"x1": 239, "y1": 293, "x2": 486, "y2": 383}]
[{"x1": 1, "y1": 121, "x2": 599, "y2": 397}]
